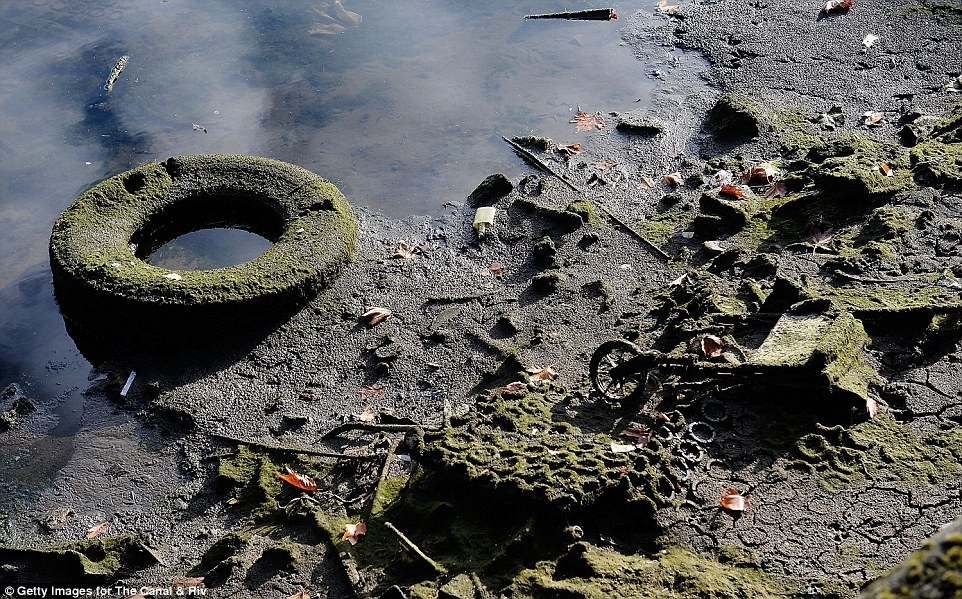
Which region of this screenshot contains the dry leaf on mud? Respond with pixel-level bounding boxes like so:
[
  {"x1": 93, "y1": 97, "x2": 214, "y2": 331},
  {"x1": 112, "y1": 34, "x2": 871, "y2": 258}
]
[
  {"x1": 358, "y1": 405, "x2": 377, "y2": 422},
  {"x1": 527, "y1": 365, "x2": 558, "y2": 383},
  {"x1": 86, "y1": 522, "x2": 110, "y2": 539},
  {"x1": 362, "y1": 307, "x2": 392, "y2": 326},
  {"x1": 392, "y1": 242, "x2": 416, "y2": 260},
  {"x1": 343, "y1": 522, "x2": 367, "y2": 545},
  {"x1": 866, "y1": 397, "x2": 879, "y2": 419},
  {"x1": 503, "y1": 381, "x2": 527, "y2": 392},
  {"x1": 637, "y1": 176, "x2": 657, "y2": 189},
  {"x1": 481, "y1": 261, "x2": 505, "y2": 278},
  {"x1": 720, "y1": 488, "x2": 750, "y2": 511},
  {"x1": 172, "y1": 577, "x2": 205, "y2": 589},
  {"x1": 610, "y1": 441, "x2": 637, "y2": 453},
  {"x1": 862, "y1": 111, "x2": 885, "y2": 126},
  {"x1": 276, "y1": 469, "x2": 318, "y2": 492},
  {"x1": 764, "y1": 181, "x2": 788, "y2": 199},
  {"x1": 621, "y1": 427, "x2": 653, "y2": 447},
  {"x1": 570, "y1": 111, "x2": 604, "y2": 132},
  {"x1": 879, "y1": 163, "x2": 894, "y2": 177},
  {"x1": 719, "y1": 184, "x2": 745, "y2": 199},
  {"x1": 740, "y1": 164, "x2": 780, "y2": 185},
  {"x1": 699, "y1": 334, "x2": 724, "y2": 358},
  {"x1": 359, "y1": 385, "x2": 384, "y2": 402},
  {"x1": 557, "y1": 143, "x2": 581, "y2": 156},
  {"x1": 592, "y1": 159, "x2": 618, "y2": 170},
  {"x1": 822, "y1": 0, "x2": 852, "y2": 12},
  {"x1": 662, "y1": 172, "x2": 684, "y2": 186},
  {"x1": 288, "y1": 592, "x2": 312, "y2": 599}
]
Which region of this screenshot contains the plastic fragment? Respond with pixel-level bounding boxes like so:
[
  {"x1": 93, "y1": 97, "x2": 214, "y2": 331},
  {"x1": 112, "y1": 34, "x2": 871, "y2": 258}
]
[
  {"x1": 120, "y1": 370, "x2": 136, "y2": 396},
  {"x1": 473, "y1": 207, "x2": 497, "y2": 238}
]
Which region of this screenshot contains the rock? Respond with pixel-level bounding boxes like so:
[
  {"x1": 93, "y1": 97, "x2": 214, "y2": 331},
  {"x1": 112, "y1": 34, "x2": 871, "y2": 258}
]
[
  {"x1": 693, "y1": 192, "x2": 749, "y2": 234},
  {"x1": 466, "y1": 174, "x2": 513, "y2": 207},
  {"x1": 616, "y1": 114, "x2": 665, "y2": 136},
  {"x1": 704, "y1": 92, "x2": 763, "y2": 140}
]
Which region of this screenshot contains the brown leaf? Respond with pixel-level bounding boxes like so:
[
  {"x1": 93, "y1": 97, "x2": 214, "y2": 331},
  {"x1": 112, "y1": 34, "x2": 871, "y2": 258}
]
[
  {"x1": 662, "y1": 172, "x2": 684, "y2": 186},
  {"x1": 720, "y1": 488, "x2": 750, "y2": 511},
  {"x1": 764, "y1": 181, "x2": 788, "y2": 199},
  {"x1": 557, "y1": 143, "x2": 581, "y2": 156},
  {"x1": 359, "y1": 385, "x2": 384, "y2": 402},
  {"x1": 592, "y1": 159, "x2": 618, "y2": 170},
  {"x1": 822, "y1": 0, "x2": 852, "y2": 12},
  {"x1": 358, "y1": 405, "x2": 377, "y2": 422},
  {"x1": 621, "y1": 427, "x2": 653, "y2": 447},
  {"x1": 172, "y1": 577, "x2": 205, "y2": 589},
  {"x1": 343, "y1": 522, "x2": 367, "y2": 545},
  {"x1": 637, "y1": 176, "x2": 656, "y2": 189},
  {"x1": 276, "y1": 469, "x2": 318, "y2": 492},
  {"x1": 391, "y1": 242, "x2": 415, "y2": 260},
  {"x1": 719, "y1": 184, "x2": 745, "y2": 199},
  {"x1": 740, "y1": 164, "x2": 780, "y2": 185},
  {"x1": 699, "y1": 334, "x2": 724, "y2": 358},
  {"x1": 288, "y1": 592, "x2": 312, "y2": 599},
  {"x1": 879, "y1": 163, "x2": 894, "y2": 177},
  {"x1": 503, "y1": 381, "x2": 527, "y2": 392},
  {"x1": 570, "y1": 111, "x2": 604, "y2": 132},
  {"x1": 362, "y1": 307, "x2": 392, "y2": 326},
  {"x1": 488, "y1": 262, "x2": 504, "y2": 278},
  {"x1": 526, "y1": 365, "x2": 558, "y2": 382},
  {"x1": 86, "y1": 522, "x2": 110, "y2": 539}
]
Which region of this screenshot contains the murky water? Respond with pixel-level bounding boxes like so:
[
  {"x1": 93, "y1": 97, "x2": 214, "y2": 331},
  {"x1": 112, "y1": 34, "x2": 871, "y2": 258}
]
[{"x1": 0, "y1": 0, "x2": 675, "y2": 469}]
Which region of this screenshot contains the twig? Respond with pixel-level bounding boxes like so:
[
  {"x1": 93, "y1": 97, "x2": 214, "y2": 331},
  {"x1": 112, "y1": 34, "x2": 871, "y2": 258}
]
[
  {"x1": 322, "y1": 421, "x2": 440, "y2": 440},
  {"x1": 211, "y1": 432, "x2": 379, "y2": 459},
  {"x1": 384, "y1": 521, "x2": 448, "y2": 575},
  {"x1": 501, "y1": 137, "x2": 670, "y2": 262},
  {"x1": 525, "y1": 8, "x2": 616, "y2": 20}
]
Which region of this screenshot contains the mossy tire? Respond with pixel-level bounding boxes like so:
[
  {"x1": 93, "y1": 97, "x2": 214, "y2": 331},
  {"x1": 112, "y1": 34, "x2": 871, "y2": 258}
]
[{"x1": 49, "y1": 154, "x2": 356, "y2": 346}]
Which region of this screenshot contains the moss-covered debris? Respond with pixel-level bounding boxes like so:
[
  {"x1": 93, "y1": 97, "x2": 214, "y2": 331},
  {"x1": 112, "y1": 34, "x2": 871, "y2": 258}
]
[
  {"x1": 861, "y1": 516, "x2": 962, "y2": 599},
  {"x1": 0, "y1": 535, "x2": 158, "y2": 584},
  {"x1": 505, "y1": 542, "x2": 802, "y2": 599},
  {"x1": 910, "y1": 102, "x2": 962, "y2": 186},
  {"x1": 423, "y1": 385, "x2": 680, "y2": 512}
]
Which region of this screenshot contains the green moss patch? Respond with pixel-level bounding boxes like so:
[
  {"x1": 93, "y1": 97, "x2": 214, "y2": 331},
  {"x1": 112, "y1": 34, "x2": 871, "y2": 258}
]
[{"x1": 505, "y1": 542, "x2": 801, "y2": 599}]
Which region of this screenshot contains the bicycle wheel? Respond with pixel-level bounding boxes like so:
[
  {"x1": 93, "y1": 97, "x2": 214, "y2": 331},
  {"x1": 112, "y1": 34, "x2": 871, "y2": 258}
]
[{"x1": 590, "y1": 339, "x2": 646, "y2": 401}]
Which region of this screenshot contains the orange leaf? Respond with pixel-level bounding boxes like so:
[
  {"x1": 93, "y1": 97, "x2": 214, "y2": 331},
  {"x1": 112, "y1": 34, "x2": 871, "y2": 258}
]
[
  {"x1": 764, "y1": 181, "x2": 788, "y2": 199},
  {"x1": 720, "y1": 488, "x2": 750, "y2": 511},
  {"x1": 879, "y1": 163, "x2": 894, "y2": 177},
  {"x1": 276, "y1": 469, "x2": 318, "y2": 492},
  {"x1": 86, "y1": 522, "x2": 110, "y2": 539},
  {"x1": 526, "y1": 365, "x2": 558, "y2": 382},
  {"x1": 557, "y1": 143, "x2": 581, "y2": 156},
  {"x1": 719, "y1": 184, "x2": 744, "y2": 199},
  {"x1": 343, "y1": 522, "x2": 367, "y2": 545},
  {"x1": 739, "y1": 165, "x2": 779, "y2": 185},
  {"x1": 392, "y1": 242, "x2": 415, "y2": 260}
]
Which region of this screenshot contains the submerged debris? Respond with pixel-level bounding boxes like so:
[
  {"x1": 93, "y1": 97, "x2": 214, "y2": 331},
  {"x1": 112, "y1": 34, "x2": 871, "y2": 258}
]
[{"x1": 103, "y1": 55, "x2": 129, "y2": 93}]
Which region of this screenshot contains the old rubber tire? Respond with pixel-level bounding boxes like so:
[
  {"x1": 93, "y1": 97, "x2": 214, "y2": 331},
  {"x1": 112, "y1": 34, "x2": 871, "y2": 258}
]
[{"x1": 49, "y1": 154, "x2": 356, "y2": 347}]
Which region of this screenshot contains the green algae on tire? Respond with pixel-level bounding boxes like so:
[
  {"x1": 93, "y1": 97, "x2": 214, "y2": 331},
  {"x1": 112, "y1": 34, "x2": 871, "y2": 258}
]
[{"x1": 49, "y1": 154, "x2": 357, "y2": 346}]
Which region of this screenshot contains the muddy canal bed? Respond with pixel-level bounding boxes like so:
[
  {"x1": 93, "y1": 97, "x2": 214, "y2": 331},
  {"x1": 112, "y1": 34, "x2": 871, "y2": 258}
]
[{"x1": 3, "y1": 0, "x2": 962, "y2": 598}]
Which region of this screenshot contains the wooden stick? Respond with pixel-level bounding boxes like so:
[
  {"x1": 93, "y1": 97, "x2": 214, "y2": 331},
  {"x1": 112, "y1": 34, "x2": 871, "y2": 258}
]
[
  {"x1": 525, "y1": 9, "x2": 616, "y2": 20},
  {"x1": 385, "y1": 521, "x2": 448, "y2": 575},
  {"x1": 501, "y1": 136, "x2": 671, "y2": 262},
  {"x1": 211, "y1": 432, "x2": 378, "y2": 459}
]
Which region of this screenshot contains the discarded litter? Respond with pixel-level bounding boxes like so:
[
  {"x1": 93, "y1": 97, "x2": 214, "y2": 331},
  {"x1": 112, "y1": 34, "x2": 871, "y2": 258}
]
[
  {"x1": 473, "y1": 207, "x2": 497, "y2": 238},
  {"x1": 120, "y1": 370, "x2": 136, "y2": 397},
  {"x1": 524, "y1": 8, "x2": 617, "y2": 21}
]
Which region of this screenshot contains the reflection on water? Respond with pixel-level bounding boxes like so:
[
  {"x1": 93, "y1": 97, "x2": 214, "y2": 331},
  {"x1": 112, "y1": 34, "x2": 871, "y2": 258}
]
[
  {"x1": 146, "y1": 228, "x2": 274, "y2": 270},
  {"x1": 0, "y1": 0, "x2": 675, "y2": 489}
]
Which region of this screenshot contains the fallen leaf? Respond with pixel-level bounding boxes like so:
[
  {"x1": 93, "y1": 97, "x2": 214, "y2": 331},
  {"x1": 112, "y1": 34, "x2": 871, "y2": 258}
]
[
  {"x1": 488, "y1": 262, "x2": 504, "y2": 278},
  {"x1": 812, "y1": 106, "x2": 845, "y2": 130},
  {"x1": 287, "y1": 592, "x2": 312, "y2": 599},
  {"x1": 392, "y1": 242, "x2": 415, "y2": 260},
  {"x1": 362, "y1": 307, "x2": 392, "y2": 326},
  {"x1": 503, "y1": 381, "x2": 527, "y2": 392},
  {"x1": 343, "y1": 522, "x2": 367, "y2": 545},
  {"x1": 719, "y1": 184, "x2": 745, "y2": 199},
  {"x1": 740, "y1": 164, "x2": 780, "y2": 185},
  {"x1": 359, "y1": 385, "x2": 384, "y2": 402},
  {"x1": 708, "y1": 169, "x2": 733, "y2": 187},
  {"x1": 656, "y1": 0, "x2": 681, "y2": 12},
  {"x1": 621, "y1": 427, "x2": 653, "y2": 447},
  {"x1": 527, "y1": 365, "x2": 559, "y2": 382},
  {"x1": 662, "y1": 172, "x2": 684, "y2": 186},
  {"x1": 637, "y1": 176, "x2": 657, "y2": 189},
  {"x1": 720, "y1": 488, "x2": 750, "y2": 511},
  {"x1": 822, "y1": 0, "x2": 852, "y2": 13},
  {"x1": 879, "y1": 163, "x2": 894, "y2": 177},
  {"x1": 276, "y1": 469, "x2": 318, "y2": 492},
  {"x1": 610, "y1": 442, "x2": 637, "y2": 453},
  {"x1": 592, "y1": 159, "x2": 618, "y2": 170},
  {"x1": 861, "y1": 34, "x2": 880, "y2": 50},
  {"x1": 172, "y1": 577, "x2": 205, "y2": 589},
  {"x1": 557, "y1": 143, "x2": 581, "y2": 156},
  {"x1": 570, "y1": 111, "x2": 604, "y2": 132},
  {"x1": 699, "y1": 334, "x2": 724, "y2": 358},
  {"x1": 806, "y1": 227, "x2": 835, "y2": 253},
  {"x1": 86, "y1": 522, "x2": 110, "y2": 539},
  {"x1": 764, "y1": 181, "x2": 788, "y2": 199},
  {"x1": 862, "y1": 111, "x2": 885, "y2": 126},
  {"x1": 866, "y1": 397, "x2": 879, "y2": 419},
  {"x1": 358, "y1": 405, "x2": 376, "y2": 422}
]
